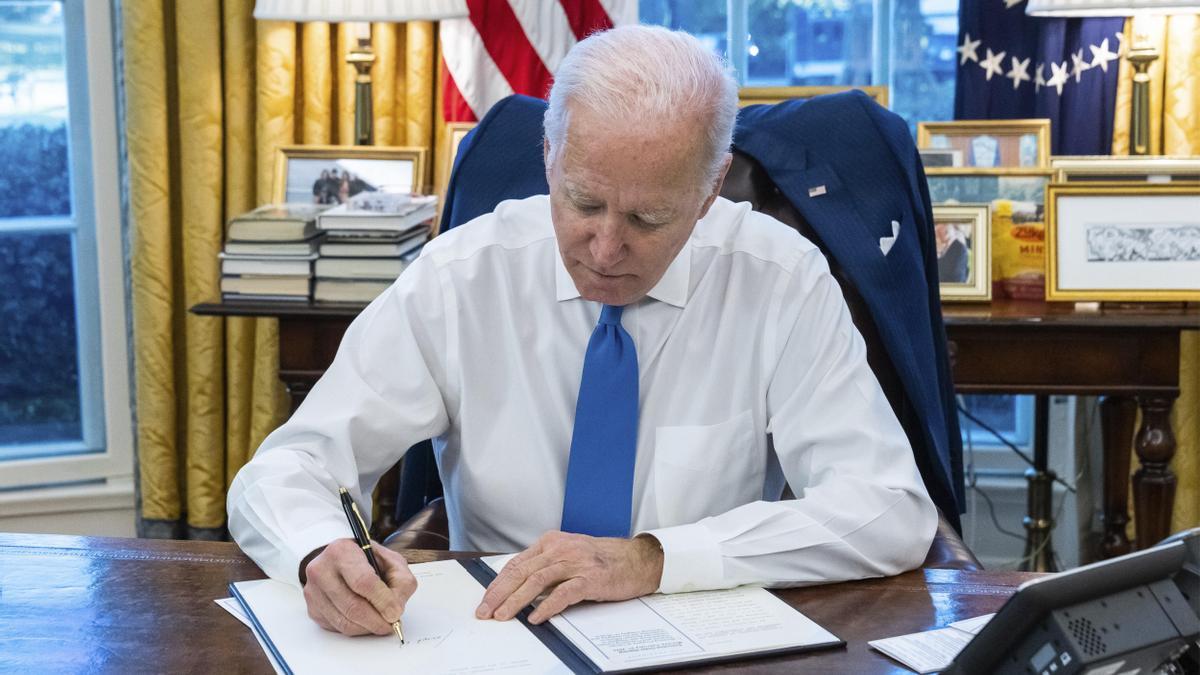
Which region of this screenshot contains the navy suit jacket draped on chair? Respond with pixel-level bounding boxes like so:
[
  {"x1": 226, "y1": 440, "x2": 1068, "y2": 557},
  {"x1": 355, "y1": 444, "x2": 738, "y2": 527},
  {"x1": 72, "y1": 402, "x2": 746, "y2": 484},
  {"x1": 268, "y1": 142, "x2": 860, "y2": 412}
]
[
  {"x1": 734, "y1": 91, "x2": 964, "y2": 527},
  {"x1": 422, "y1": 91, "x2": 964, "y2": 530}
]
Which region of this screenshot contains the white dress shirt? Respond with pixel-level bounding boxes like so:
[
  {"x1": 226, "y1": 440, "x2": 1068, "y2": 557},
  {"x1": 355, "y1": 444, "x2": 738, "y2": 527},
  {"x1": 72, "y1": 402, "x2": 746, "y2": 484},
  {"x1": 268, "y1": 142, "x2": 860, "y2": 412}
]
[{"x1": 227, "y1": 195, "x2": 937, "y2": 593}]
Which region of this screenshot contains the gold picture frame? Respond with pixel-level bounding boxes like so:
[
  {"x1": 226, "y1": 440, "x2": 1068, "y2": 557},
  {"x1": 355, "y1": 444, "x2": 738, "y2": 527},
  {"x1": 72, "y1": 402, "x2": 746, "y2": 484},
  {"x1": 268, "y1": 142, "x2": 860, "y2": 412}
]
[
  {"x1": 271, "y1": 145, "x2": 429, "y2": 204},
  {"x1": 917, "y1": 120, "x2": 1051, "y2": 173},
  {"x1": 738, "y1": 85, "x2": 889, "y2": 108},
  {"x1": 1051, "y1": 155, "x2": 1200, "y2": 183},
  {"x1": 933, "y1": 204, "x2": 992, "y2": 302},
  {"x1": 433, "y1": 123, "x2": 477, "y2": 232},
  {"x1": 1046, "y1": 182, "x2": 1200, "y2": 302}
]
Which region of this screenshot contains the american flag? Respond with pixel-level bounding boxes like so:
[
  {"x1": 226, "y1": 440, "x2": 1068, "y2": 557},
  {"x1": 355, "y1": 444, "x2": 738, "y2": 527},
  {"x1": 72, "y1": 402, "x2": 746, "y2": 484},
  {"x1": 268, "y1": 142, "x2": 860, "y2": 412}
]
[{"x1": 440, "y1": 0, "x2": 638, "y2": 122}]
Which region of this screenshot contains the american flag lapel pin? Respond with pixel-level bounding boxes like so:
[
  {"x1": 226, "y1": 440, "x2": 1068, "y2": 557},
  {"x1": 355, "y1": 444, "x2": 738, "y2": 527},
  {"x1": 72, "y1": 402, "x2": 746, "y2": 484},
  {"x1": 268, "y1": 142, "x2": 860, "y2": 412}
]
[{"x1": 808, "y1": 185, "x2": 827, "y2": 198}]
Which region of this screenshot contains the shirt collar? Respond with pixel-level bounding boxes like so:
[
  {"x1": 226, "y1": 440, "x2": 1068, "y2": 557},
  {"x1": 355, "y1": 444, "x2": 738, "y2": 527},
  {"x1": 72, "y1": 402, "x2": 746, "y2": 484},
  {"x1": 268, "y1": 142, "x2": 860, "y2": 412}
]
[{"x1": 554, "y1": 237, "x2": 692, "y2": 309}]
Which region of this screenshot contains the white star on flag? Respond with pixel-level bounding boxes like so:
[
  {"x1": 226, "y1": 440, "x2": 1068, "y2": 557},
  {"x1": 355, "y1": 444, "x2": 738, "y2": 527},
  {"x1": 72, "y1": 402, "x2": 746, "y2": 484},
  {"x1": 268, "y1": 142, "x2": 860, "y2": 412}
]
[
  {"x1": 1006, "y1": 56, "x2": 1032, "y2": 90},
  {"x1": 1070, "y1": 49, "x2": 1091, "y2": 83},
  {"x1": 1035, "y1": 63, "x2": 1046, "y2": 92},
  {"x1": 980, "y1": 48, "x2": 1007, "y2": 81},
  {"x1": 957, "y1": 33, "x2": 981, "y2": 65},
  {"x1": 1047, "y1": 60, "x2": 1070, "y2": 95},
  {"x1": 1090, "y1": 38, "x2": 1119, "y2": 72}
]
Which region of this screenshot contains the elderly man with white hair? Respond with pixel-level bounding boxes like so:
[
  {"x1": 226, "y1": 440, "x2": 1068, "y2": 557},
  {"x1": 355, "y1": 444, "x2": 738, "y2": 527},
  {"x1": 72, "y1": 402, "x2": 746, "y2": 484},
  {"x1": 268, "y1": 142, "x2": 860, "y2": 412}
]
[{"x1": 227, "y1": 24, "x2": 937, "y2": 637}]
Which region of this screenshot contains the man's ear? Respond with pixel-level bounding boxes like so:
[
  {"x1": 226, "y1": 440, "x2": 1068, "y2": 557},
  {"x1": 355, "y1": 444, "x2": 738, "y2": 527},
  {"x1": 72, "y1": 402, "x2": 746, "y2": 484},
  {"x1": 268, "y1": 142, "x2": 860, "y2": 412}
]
[{"x1": 697, "y1": 153, "x2": 733, "y2": 221}]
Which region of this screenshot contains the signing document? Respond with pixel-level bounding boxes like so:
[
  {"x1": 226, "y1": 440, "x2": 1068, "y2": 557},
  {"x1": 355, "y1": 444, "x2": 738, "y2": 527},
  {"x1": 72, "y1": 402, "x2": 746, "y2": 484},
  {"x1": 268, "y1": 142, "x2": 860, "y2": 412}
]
[{"x1": 227, "y1": 555, "x2": 841, "y2": 674}]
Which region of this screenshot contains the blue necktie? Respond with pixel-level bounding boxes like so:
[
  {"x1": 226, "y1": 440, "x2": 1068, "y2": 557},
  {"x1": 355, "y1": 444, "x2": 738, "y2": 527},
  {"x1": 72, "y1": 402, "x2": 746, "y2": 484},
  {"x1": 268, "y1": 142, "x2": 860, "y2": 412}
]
[{"x1": 560, "y1": 304, "x2": 639, "y2": 538}]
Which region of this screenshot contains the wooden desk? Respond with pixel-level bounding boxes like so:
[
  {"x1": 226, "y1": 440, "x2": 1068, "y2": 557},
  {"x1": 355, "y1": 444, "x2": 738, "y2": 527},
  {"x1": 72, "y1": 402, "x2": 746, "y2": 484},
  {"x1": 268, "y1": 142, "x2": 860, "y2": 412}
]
[
  {"x1": 943, "y1": 301, "x2": 1200, "y2": 556},
  {"x1": 0, "y1": 532, "x2": 1036, "y2": 674},
  {"x1": 192, "y1": 299, "x2": 1200, "y2": 556}
]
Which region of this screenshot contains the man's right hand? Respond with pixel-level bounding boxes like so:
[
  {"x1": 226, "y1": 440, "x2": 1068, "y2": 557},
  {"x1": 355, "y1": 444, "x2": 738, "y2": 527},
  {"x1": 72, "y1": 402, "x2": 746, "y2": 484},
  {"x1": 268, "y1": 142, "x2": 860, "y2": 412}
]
[{"x1": 301, "y1": 538, "x2": 418, "y2": 636}]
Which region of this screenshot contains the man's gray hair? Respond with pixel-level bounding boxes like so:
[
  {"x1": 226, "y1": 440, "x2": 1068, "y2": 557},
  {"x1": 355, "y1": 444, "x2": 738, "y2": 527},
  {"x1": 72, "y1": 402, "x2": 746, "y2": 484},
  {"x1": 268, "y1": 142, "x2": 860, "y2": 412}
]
[{"x1": 544, "y1": 25, "x2": 739, "y2": 186}]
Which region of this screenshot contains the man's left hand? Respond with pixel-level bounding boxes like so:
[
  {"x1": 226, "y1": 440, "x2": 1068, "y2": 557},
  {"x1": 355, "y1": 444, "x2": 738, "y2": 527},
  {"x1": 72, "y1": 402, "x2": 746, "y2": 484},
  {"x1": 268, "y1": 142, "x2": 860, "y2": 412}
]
[{"x1": 476, "y1": 531, "x2": 664, "y2": 624}]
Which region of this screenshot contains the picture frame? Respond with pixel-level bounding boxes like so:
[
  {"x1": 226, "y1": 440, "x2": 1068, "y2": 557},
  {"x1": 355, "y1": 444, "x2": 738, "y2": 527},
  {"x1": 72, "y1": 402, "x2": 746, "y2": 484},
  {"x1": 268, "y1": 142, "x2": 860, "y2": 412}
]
[
  {"x1": 925, "y1": 169, "x2": 1054, "y2": 204},
  {"x1": 1051, "y1": 155, "x2": 1200, "y2": 183},
  {"x1": 933, "y1": 204, "x2": 992, "y2": 302},
  {"x1": 926, "y1": 169, "x2": 1054, "y2": 302},
  {"x1": 434, "y1": 123, "x2": 476, "y2": 207},
  {"x1": 917, "y1": 120, "x2": 1051, "y2": 172},
  {"x1": 271, "y1": 145, "x2": 429, "y2": 205},
  {"x1": 1046, "y1": 182, "x2": 1200, "y2": 302},
  {"x1": 738, "y1": 85, "x2": 889, "y2": 108}
]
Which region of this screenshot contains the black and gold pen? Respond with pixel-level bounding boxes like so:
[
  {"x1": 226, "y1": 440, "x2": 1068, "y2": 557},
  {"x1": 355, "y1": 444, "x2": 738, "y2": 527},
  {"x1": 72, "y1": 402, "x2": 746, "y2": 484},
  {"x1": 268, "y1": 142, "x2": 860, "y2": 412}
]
[{"x1": 338, "y1": 487, "x2": 405, "y2": 645}]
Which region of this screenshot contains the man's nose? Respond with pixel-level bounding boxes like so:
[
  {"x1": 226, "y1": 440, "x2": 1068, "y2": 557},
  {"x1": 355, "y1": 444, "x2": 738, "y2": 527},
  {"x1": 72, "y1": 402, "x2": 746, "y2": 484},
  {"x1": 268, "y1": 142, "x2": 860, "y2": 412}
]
[{"x1": 589, "y1": 218, "x2": 626, "y2": 269}]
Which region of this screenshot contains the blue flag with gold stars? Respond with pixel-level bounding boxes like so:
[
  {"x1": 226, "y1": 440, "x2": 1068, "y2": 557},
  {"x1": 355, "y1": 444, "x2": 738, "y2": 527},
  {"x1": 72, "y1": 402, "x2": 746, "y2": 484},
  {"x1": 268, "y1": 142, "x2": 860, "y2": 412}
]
[{"x1": 954, "y1": 0, "x2": 1124, "y2": 155}]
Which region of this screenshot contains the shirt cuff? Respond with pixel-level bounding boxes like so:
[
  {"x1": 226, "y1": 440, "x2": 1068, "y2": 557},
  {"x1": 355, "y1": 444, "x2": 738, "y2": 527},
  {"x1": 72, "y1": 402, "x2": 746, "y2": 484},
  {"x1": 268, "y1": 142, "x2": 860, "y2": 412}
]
[
  {"x1": 638, "y1": 521, "x2": 727, "y2": 594},
  {"x1": 279, "y1": 519, "x2": 356, "y2": 587}
]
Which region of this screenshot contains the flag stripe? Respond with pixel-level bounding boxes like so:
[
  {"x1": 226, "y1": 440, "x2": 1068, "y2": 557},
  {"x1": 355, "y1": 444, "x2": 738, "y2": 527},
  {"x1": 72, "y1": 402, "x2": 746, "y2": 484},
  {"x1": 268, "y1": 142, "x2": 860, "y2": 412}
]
[
  {"x1": 441, "y1": 16, "x2": 514, "y2": 120},
  {"x1": 466, "y1": 0, "x2": 555, "y2": 101},
  {"x1": 508, "y1": 0, "x2": 577, "y2": 74},
  {"x1": 441, "y1": 56, "x2": 478, "y2": 122},
  {"x1": 598, "y1": 0, "x2": 637, "y2": 26},
  {"x1": 558, "y1": 0, "x2": 614, "y2": 41},
  {"x1": 439, "y1": 0, "x2": 632, "y2": 122}
]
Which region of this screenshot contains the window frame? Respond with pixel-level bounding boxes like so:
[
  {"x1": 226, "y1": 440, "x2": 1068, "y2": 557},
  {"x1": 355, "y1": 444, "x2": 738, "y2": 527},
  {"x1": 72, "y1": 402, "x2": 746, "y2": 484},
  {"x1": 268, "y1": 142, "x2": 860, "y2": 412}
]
[{"x1": 0, "y1": 0, "x2": 132, "y2": 492}]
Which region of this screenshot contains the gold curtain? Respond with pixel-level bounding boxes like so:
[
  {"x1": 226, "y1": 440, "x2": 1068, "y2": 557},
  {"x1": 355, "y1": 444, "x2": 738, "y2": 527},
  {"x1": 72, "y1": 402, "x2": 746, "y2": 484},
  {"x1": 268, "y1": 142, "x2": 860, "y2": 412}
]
[
  {"x1": 1111, "y1": 15, "x2": 1200, "y2": 535},
  {"x1": 121, "y1": 0, "x2": 437, "y2": 537}
]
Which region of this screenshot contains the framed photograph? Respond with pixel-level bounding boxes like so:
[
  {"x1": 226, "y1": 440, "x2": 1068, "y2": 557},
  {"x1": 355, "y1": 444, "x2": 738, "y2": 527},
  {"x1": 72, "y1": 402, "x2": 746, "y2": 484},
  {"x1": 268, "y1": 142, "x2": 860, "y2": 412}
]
[
  {"x1": 738, "y1": 85, "x2": 889, "y2": 108},
  {"x1": 272, "y1": 145, "x2": 429, "y2": 205},
  {"x1": 927, "y1": 169, "x2": 1054, "y2": 301},
  {"x1": 1047, "y1": 182, "x2": 1200, "y2": 302},
  {"x1": 933, "y1": 204, "x2": 992, "y2": 302},
  {"x1": 919, "y1": 148, "x2": 963, "y2": 168},
  {"x1": 1051, "y1": 155, "x2": 1200, "y2": 183},
  {"x1": 917, "y1": 120, "x2": 1051, "y2": 171}
]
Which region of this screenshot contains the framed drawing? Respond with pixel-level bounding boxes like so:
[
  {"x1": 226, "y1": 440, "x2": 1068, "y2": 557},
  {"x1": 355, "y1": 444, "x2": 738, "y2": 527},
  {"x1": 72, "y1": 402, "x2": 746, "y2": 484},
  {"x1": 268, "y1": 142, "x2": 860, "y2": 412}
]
[
  {"x1": 1046, "y1": 182, "x2": 1200, "y2": 302},
  {"x1": 917, "y1": 120, "x2": 1051, "y2": 171},
  {"x1": 272, "y1": 145, "x2": 428, "y2": 204},
  {"x1": 1051, "y1": 155, "x2": 1200, "y2": 183},
  {"x1": 738, "y1": 85, "x2": 889, "y2": 108},
  {"x1": 933, "y1": 204, "x2": 992, "y2": 302}
]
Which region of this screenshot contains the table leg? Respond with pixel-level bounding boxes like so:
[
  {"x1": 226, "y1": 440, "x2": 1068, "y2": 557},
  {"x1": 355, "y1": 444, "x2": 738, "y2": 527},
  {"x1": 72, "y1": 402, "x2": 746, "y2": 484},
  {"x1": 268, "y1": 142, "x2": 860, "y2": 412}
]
[
  {"x1": 1133, "y1": 394, "x2": 1178, "y2": 549},
  {"x1": 1100, "y1": 396, "x2": 1136, "y2": 558}
]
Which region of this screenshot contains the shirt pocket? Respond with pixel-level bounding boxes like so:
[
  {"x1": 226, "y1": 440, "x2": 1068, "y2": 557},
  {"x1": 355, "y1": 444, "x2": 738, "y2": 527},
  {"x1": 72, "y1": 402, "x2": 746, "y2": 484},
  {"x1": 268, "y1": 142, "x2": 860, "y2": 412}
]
[{"x1": 652, "y1": 409, "x2": 762, "y2": 527}]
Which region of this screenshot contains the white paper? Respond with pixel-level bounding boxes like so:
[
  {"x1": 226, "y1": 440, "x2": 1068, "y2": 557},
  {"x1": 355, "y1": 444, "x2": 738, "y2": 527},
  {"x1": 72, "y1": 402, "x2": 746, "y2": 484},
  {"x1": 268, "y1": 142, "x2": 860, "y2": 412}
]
[
  {"x1": 482, "y1": 555, "x2": 840, "y2": 671},
  {"x1": 231, "y1": 560, "x2": 568, "y2": 675},
  {"x1": 949, "y1": 613, "x2": 995, "y2": 636},
  {"x1": 869, "y1": 613, "x2": 994, "y2": 673},
  {"x1": 216, "y1": 598, "x2": 285, "y2": 675}
]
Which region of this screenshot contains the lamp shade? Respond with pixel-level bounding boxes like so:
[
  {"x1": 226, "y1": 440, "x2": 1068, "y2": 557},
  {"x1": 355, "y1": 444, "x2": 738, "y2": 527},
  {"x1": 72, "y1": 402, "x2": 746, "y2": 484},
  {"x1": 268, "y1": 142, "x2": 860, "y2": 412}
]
[
  {"x1": 1026, "y1": 0, "x2": 1200, "y2": 16},
  {"x1": 253, "y1": 0, "x2": 468, "y2": 22}
]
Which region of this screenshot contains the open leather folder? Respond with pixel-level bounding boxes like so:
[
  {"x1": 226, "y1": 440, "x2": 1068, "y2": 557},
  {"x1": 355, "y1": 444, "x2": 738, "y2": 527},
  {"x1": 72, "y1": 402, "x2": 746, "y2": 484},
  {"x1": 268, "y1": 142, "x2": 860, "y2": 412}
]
[{"x1": 228, "y1": 555, "x2": 843, "y2": 674}]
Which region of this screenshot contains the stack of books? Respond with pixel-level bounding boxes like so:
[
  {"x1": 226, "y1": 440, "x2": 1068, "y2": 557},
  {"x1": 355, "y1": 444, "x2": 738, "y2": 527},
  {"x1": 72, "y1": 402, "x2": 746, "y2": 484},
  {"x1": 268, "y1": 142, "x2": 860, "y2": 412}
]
[
  {"x1": 313, "y1": 192, "x2": 436, "y2": 303},
  {"x1": 219, "y1": 204, "x2": 327, "y2": 301}
]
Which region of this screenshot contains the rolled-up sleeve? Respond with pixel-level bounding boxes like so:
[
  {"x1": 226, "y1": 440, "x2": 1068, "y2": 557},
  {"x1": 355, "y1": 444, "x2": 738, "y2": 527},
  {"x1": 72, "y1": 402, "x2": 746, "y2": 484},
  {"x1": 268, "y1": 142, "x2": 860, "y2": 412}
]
[
  {"x1": 643, "y1": 250, "x2": 937, "y2": 594},
  {"x1": 227, "y1": 256, "x2": 453, "y2": 585}
]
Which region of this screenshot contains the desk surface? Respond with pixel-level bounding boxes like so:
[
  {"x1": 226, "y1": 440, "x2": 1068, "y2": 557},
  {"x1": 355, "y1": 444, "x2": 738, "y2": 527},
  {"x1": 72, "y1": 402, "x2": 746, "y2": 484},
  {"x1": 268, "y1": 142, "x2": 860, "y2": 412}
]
[{"x1": 0, "y1": 532, "x2": 1039, "y2": 674}]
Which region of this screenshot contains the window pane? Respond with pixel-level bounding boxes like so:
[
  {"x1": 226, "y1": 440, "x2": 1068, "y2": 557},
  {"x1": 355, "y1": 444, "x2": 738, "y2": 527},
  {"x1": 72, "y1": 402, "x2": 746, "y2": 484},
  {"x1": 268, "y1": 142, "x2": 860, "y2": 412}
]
[
  {"x1": 746, "y1": 0, "x2": 873, "y2": 86},
  {"x1": 639, "y1": 1, "x2": 728, "y2": 58},
  {"x1": 961, "y1": 394, "x2": 1033, "y2": 448},
  {"x1": 0, "y1": 230, "x2": 82, "y2": 451},
  {"x1": 0, "y1": 1, "x2": 70, "y2": 218},
  {"x1": 891, "y1": 0, "x2": 958, "y2": 132}
]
